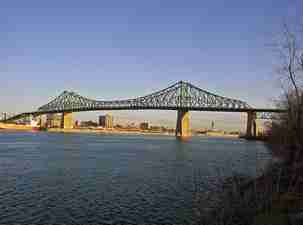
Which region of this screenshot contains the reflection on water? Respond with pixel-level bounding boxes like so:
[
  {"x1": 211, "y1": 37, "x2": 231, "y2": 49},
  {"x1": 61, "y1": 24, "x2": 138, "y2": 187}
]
[{"x1": 0, "y1": 132, "x2": 271, "y2": 225}]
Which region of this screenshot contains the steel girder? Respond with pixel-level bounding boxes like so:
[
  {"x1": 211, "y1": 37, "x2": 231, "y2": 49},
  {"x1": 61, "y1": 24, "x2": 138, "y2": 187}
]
[
  {"x1": 37, "y1": 81, "x2": 251, "y2": 113},
  {"x1": 256, "y1": 112, "x2": 282, "y2": 120}
]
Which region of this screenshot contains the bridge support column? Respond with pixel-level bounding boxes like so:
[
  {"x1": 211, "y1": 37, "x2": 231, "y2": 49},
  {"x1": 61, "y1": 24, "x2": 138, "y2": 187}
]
[
  {"x1": 38, "y1": 115, "x2": 42, "y2": 128},
  {"x1": 61, "y1": 112, "x2": 73, "y2": 129},
  {"x1": 32, "y1": 115, "x2": 43, "y2": 128},
  {"x1": 246, "y1": 111, "x2": 256, "y2": 138},
  {"x1": 176, "y1": 110, "x2": 190, "y2": 138}
]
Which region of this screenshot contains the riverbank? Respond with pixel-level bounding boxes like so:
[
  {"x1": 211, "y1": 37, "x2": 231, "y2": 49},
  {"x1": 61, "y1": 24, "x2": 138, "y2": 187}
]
[
  {"x1": 0, "y1": 123, "x2": 35, "y2": 131},
  {"x1": 239, "y1": 135, "x2": 269, "y2": 141},
  {"x1": 195, "y1": 149, "x2": 303, "y2": 225},
  {"x1": 0, "y1": 123, "x2": 240, "y2": 138},
  {"x1": 49, "y1": 128, "x2": 240, "y2": 138},
  {"x1": 47, "y1": 127, "x2": 175, "y2": 136}
]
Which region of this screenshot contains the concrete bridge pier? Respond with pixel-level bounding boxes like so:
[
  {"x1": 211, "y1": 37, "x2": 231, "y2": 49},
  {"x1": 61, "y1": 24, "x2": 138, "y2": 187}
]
[
  {"x1": 34, "y1": 115, "x2": 42, "y2": 128},
  {"x1": 246, "y1": 111, "x2": 257, "y2": 138},
  {"x1": 61, "y1": 112, "x2": 73, "y2": 129},
  {"x1": 176, "y1": 110, "x2": 190, "y2": 138}
]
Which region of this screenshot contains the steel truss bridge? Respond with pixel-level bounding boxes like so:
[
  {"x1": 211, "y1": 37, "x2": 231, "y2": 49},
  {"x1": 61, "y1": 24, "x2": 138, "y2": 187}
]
[{"x1": 0, "y1": 81, "x2": 285, "y2": 137}]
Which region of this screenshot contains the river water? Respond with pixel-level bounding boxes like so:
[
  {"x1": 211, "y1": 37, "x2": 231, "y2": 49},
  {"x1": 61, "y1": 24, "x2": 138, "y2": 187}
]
[{"x1": 0, "y1": 131, "x2": 271, "y2": 225}]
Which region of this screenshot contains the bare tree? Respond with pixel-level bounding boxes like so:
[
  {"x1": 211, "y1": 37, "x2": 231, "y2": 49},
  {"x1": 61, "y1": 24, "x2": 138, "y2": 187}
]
[{"x1": 272, "y1": 20, "x2": 303, "y2": 164}]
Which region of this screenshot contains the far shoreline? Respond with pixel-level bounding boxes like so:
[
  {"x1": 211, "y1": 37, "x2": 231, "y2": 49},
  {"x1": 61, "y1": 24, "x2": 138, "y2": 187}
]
[
  {"x1": 0, "y1": 124, "x2": 240, "y2": 138},
  {"x1": 0, "y1": 128, "x2": 240, "y2": 139}
]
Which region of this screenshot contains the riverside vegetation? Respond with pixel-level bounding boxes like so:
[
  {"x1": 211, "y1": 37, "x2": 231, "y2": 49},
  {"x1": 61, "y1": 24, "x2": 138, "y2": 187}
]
[{"x1": 193, "y1": 21, "x2": 303, "y2": 225}]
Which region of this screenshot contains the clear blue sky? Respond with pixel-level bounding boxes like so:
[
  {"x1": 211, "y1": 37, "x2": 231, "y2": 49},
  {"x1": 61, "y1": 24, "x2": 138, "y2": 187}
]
[{"x1": 1, "y1": 0, "x2": 301, "y2": 130}]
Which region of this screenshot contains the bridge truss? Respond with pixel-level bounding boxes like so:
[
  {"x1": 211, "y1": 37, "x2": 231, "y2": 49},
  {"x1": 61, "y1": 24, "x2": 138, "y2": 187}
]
[
  {"x1": 256, "y1": 112, "x2": 283, "y2": 120},
  {"x1": 37, "y1": 81, "x2": 251, "y2": 113},
  {"x1": 1, "y1": 81, "x2": 285, "y2": 123}
]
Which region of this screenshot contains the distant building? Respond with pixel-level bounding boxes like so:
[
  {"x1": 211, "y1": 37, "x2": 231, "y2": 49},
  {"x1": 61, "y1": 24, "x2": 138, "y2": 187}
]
[
  {"x1": 126, "y1": 122, "x2": 137, "y2": 128},
  {"x1": 139, "y1": 122, "x2": 149, "y2": 130},
  {"x1": 114, "y1": 124, "x2": 123, "y2": 129},
  {"x1": 150, "y1": 126, "x2": 161, "y2": 131},
  {"x1": 99, "y1": 114, "x2": 113, "y2": 128},
  {"x1": 74, "y1": 120, "x2": 79, "y2": 128},
  {"x1": 1, "y1": 112, "x2": 7, "y2": 121},
  {"x1": 211, "y1": 120, "x2": 215, "y2": 130},
  {"x1": 46, "y1": 114, "x2": 61, "y2": 128},
  {"x1": 80, "y1": 120, "x2": 98, "y2": 127},
  {"x1": 16, "y1": 116, "x2": 31, "y2": 125},
  {"x1": 256, "y1": 121, "x2": 266, "y2": 136}
]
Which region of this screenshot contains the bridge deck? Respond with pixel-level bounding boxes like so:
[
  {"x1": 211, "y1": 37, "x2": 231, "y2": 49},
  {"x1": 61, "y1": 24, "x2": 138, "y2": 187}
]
[
  {"x1": 1, "y1": 107, "x2": 286, "y2": 123},
  {"x1": 0, "y1": 81, "x2": 286, "y2": 122}
]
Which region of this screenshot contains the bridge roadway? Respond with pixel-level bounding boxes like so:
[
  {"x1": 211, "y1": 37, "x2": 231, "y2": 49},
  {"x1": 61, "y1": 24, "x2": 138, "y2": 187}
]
[{"x1": 1, "y1": 81, "x2": 286, "y2": 138}]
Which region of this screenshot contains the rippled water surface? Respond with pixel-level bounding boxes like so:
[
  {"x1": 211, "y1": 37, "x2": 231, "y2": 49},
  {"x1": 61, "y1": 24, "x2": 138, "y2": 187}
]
[{"x1": 0, "y1": 131, "x2": 271, "y2": 225}]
